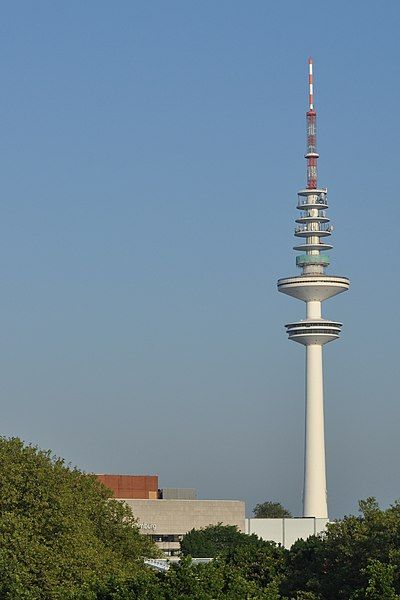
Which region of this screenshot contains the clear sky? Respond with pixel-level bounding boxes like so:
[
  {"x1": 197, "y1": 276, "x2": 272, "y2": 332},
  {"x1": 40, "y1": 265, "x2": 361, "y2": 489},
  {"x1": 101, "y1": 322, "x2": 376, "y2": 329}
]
[{"x1": 0, "y1": 1, "x2": 399, "y2": 518}]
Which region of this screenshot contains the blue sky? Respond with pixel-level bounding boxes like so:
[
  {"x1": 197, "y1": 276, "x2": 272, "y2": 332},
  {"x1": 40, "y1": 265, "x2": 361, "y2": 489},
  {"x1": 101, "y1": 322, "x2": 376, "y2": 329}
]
[{"x1": 0, "y1": 1, "x2": 399, "y2": 518}]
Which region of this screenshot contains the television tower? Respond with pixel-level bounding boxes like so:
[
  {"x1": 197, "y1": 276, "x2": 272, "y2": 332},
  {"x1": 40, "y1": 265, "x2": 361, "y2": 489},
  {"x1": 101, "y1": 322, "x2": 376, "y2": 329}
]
[{"x1": 277, "y1": 59, "x2": 349, "y2": 519}]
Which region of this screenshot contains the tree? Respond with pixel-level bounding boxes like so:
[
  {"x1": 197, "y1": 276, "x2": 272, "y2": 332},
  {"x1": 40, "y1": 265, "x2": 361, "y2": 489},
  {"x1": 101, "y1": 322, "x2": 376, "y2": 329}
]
[
  {"x1": 0, "y1": 437, "x2": 158, "y2": 599},
  {"x1": 281, "y1": 497, "x2": 400, "y2": 600},
  {"x1": 291, "y1": 593, "x2": 322, "y2": 600},
  {"x1": 279, "y1": 535, "x2": 326, "y2": 599},
  {"x1": 363, "y1": 560, "x2": 400, "y2": 600},
  {"x1": 253, "y1": 501, "x2": 292, "y2": 519},
  {"x1": 160, "y1": 557, "x2": 282, "y2": 600},
  {"x1": 227, "y1": 540, "x2": 286, "y2": 590},
  {"x1": 180, "y1": 524, "x2": 257, "y2": 558},
  {"x1": 95, "y1": 558, "x2": 285, "y2": 599},
  {"x1": 180, "y1": 524, "x2": 286, "y2": 595}
]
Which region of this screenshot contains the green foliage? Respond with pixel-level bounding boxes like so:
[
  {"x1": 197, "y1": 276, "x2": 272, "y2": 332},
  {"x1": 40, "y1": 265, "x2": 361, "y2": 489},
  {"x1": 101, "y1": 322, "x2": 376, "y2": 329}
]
[
  {"x1": 90, "y1": 570, "x2": 164, "y2": 600},
  {"x1": 179, "y1": 525, "x2": 286, "y2": 598},
  {"x1": 253, "y1": 502, "x2": 292, "y2": 519},
  {"x1": 159, "y1": 557, "x2": 282, "y2": 600},
  {"x1": 93, "y1": 558, "x2": 282, "y2": 599},
  {"x1": 279, "y1": 535, "x2": 325, "y2": 598},
  {"x1": 282, "y1": 497, "x2": 400, "y2": 600},
  {"x1": 361, "y1": 560, "x2": 400, "y2": 600},
  {"x1": 0, "y1": 437, "x2": 158, "y2": 599},
  {"x1": 227, "y1": 539, "x2": 285, "y2": 589},
  {"x1": 180, "y1": 523, "x2": 262, "y2": 558},
  {"x1": 290, "y1": 593, "x2": 322, "y2": 600}
]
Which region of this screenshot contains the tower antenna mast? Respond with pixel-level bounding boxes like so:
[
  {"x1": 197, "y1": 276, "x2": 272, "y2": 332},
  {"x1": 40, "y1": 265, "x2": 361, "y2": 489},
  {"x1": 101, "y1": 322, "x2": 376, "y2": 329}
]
[{"x1": 306, "y1": 57, "x2": 318, "y2": 190}]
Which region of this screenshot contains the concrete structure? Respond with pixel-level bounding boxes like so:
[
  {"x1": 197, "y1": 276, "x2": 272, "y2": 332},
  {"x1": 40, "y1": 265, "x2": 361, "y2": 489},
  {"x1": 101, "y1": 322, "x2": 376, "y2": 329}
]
[
  {"x1": 96, "y1": 475, "x2": 244, "y2": 555},
  {"x1": 124, "y1": 498, "x2": 245, "y2": 555},
  {"x1": 96, "y1": 474, "x2": 158, "y2": 499},
  {"x1": 277, "y1": 58, "x2": 349, "y2": 519},
  {"x1": 246, "y1": 517, "x2": 328, "y2": 549},
  {"x1": 160, "y1": 488, "x2": 197, "y2": 500}
]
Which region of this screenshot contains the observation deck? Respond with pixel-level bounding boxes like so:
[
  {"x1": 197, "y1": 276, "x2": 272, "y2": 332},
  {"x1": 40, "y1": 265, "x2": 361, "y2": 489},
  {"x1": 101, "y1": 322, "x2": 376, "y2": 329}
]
[
  {"x1": 295, "y1": 215, "x2": 329, "y2": 224},
  {"x1": 294, "y1": 225, "x2": 332, "y2": 238},
  {"x1": 285, "y1": 319, "x2": 342, "y2": 345},
  {"x1": 297, "y1": 189, "x2": 328, "y2": 211},
  {"x1": 277, "y1": 275, "x2": 350, "y2": 302},
  {"x1": 297, "y1": 188, "x2": 327, "y2": 197}
]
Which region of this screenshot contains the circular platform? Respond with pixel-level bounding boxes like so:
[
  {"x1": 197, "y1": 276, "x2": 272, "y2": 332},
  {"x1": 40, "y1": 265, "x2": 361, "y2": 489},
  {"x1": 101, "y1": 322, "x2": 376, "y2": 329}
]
[
  {"x1": 297, "y1": 188, "x2": 327, "y2": 196},
  {"x1": 297, "y1": 201, "x2": 328, "y2": 210},
  {"x1": 285, "y1": 319, "x2": 343, "y2": 345},
  {"x1": 277, "y1": 275, "x2": 350, "y2": 301},
  {"x1": 293, "y1": 243, "x2": 333, "y2": 251},
  {"x1": 294, "y1": 229, "x2": 331, "y2": 238},
  {"x1": 295, "y1": 216, "x2": 330, "y2": 224}
]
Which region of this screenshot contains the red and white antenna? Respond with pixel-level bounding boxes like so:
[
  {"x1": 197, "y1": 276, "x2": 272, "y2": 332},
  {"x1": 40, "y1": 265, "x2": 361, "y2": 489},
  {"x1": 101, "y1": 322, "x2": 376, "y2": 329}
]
[
  {"x1": 306, "y1": 57, "x2": 318, "y2": 189},
  {"x1": 308, "y1": 57, "x2": 314, "y2": 110}
]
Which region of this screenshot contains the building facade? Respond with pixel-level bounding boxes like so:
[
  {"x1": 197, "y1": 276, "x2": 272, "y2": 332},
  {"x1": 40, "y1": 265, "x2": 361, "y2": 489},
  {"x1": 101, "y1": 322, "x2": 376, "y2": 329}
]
[
  {"x1": 124, "y1": 498, "x2": 245, "y2": 555},
  {"x1": 96, "y1": 474, "x2": 245, "y2": 555},
  {"x1": 97, "y1": 474, "x2": 158, "y2": 499}
]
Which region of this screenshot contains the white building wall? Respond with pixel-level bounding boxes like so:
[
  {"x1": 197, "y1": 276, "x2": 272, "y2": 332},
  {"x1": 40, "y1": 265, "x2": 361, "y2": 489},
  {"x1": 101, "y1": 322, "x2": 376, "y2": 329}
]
[
  {"x1": 246, "y1": 517, "x2": 328, "y2": 549},
  {"x1": 245, "y1": 518, "x2": 284, "y2": 545}
]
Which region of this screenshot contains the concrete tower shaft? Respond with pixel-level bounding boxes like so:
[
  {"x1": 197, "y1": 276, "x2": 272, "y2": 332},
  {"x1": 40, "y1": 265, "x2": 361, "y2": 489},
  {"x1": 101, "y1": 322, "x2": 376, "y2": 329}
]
[{"x1": 277, "y1": 59, "x2": 349, "y2": 519}]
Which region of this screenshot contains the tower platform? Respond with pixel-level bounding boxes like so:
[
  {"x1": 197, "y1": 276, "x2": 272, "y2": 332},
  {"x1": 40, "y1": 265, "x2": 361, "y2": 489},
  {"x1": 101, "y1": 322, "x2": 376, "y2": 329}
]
[
  {"x1": 277, "y1": 275, "x2": 349, "y2": 302},
  {"x1": 285, "y1": 319, "x2": 342, "y2": 345}
]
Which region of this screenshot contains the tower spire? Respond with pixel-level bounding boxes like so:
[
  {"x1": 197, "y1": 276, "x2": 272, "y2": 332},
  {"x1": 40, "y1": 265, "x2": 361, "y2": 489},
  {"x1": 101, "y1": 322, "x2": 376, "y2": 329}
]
[
  {"x1": 306, "y1": 57, "x2": 318, "y2": 190},
  {"x1": 277, "y1": 59, "x2": 350, "y2": 519},
  {"x1": 308, "y1": 56, "x2": 314, "y2": 111}
]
